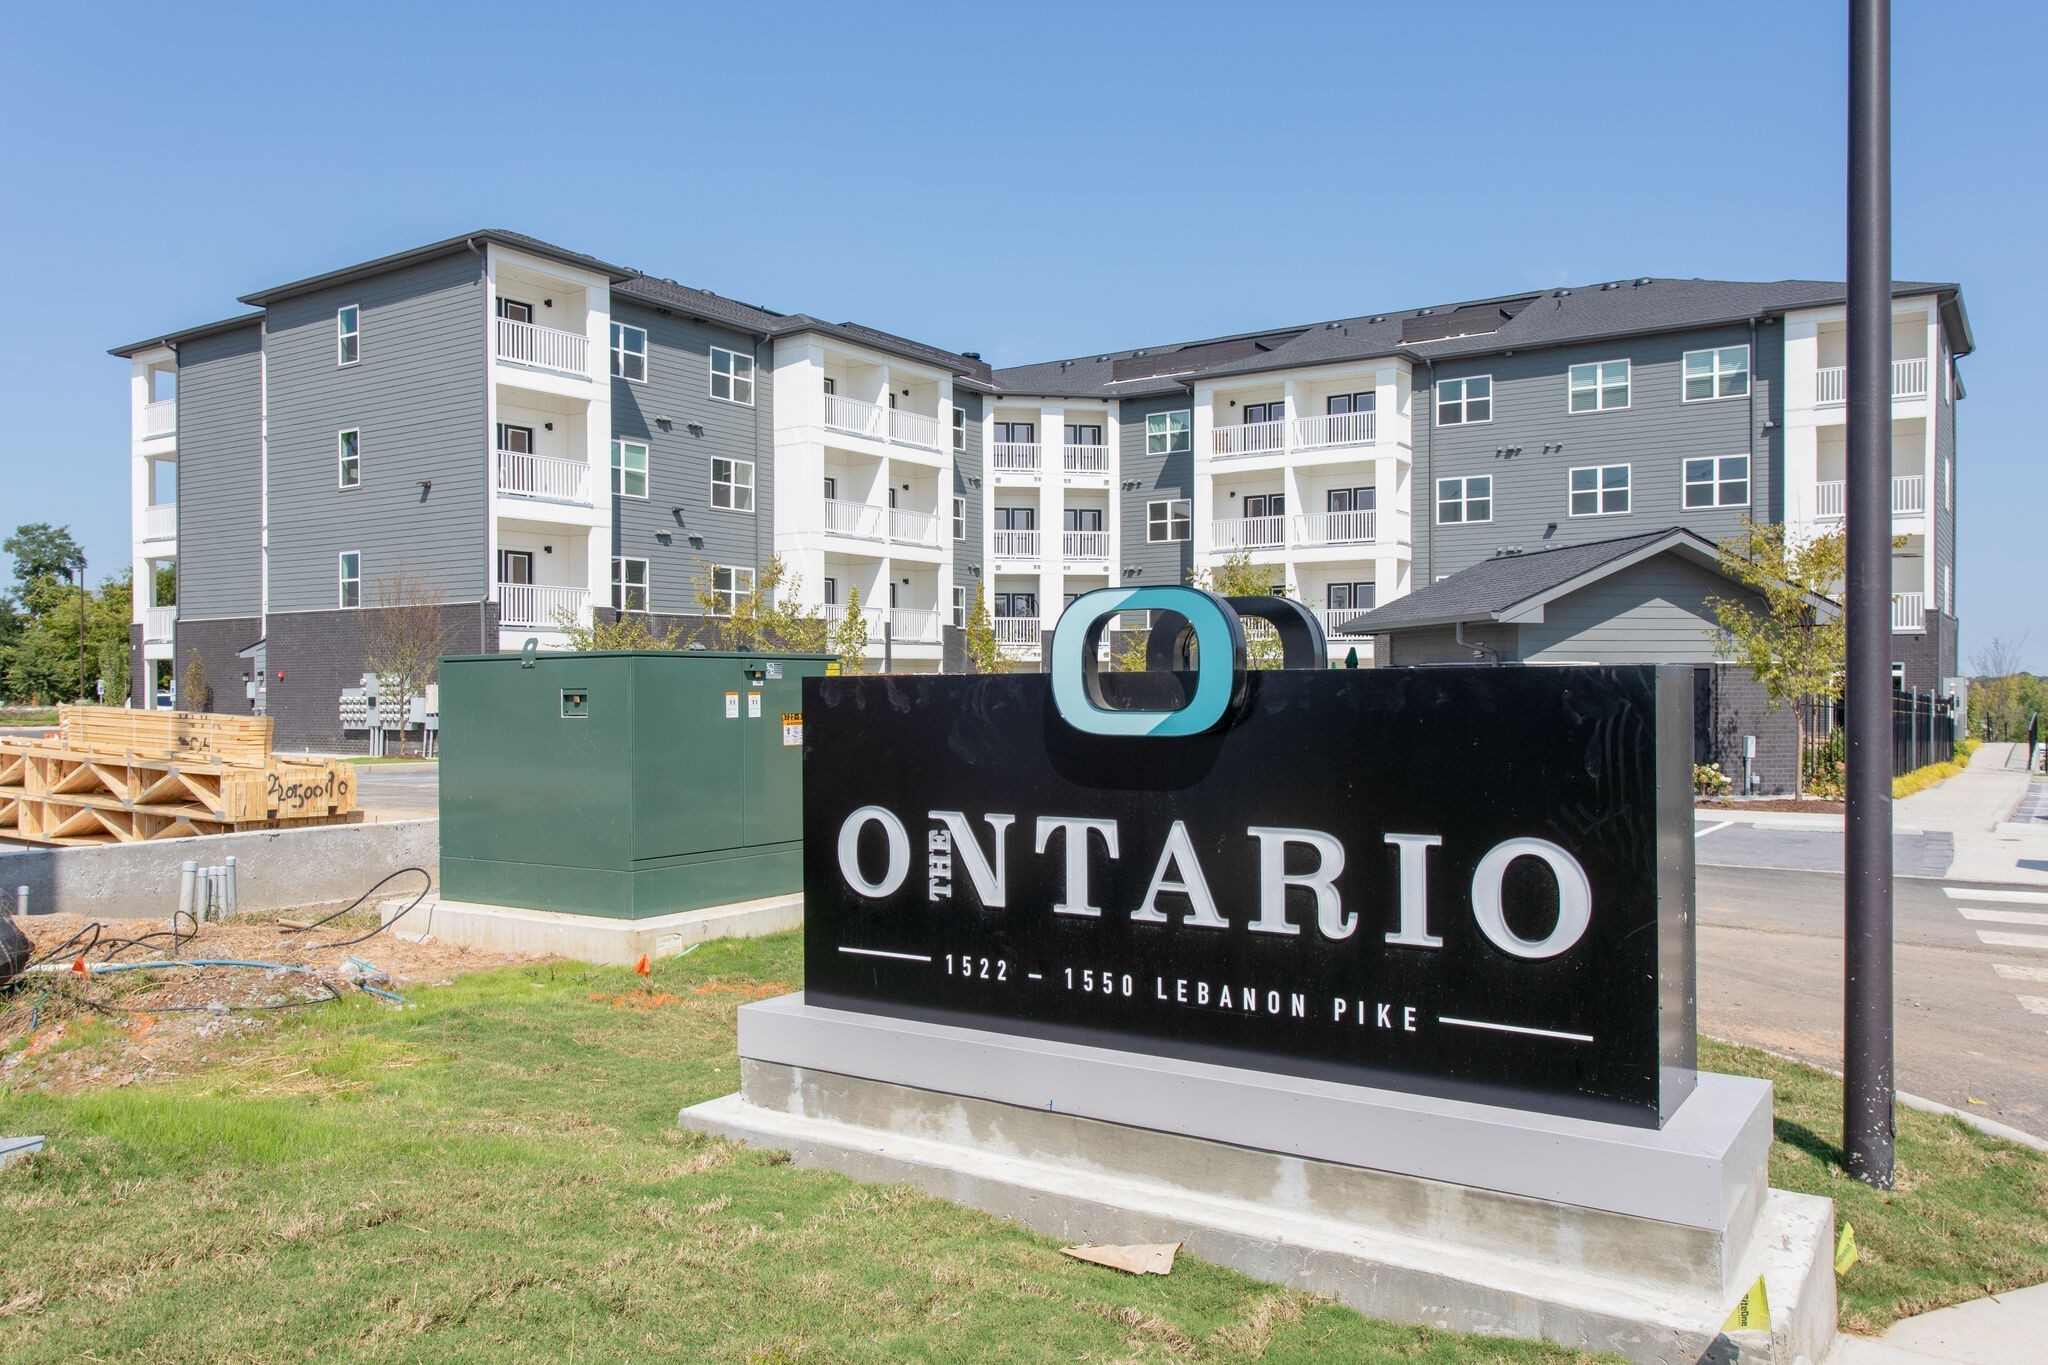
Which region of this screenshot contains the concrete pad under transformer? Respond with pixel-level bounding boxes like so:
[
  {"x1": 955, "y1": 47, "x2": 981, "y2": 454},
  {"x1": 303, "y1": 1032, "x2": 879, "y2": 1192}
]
[
  {"x1": 681, "y1": 995, "x2": 1837, "y2": 1365},
  {"x1": 381, "y1": 894, "x2": 801, "y2": 965}
]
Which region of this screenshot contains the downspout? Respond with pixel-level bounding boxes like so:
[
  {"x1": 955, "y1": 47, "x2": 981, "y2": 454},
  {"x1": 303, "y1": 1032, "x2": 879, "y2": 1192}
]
[
  {"x1": 1454, "y1": 619, "x2": 1501, "y2": 664},
  {"x1": 1414, "y1": 351, "x2": 1436, "y2": 593},
  {"x1": 466, "y1": 236, "x2": 489, "y2": 651},
  {"x1": 1748, "y1": 316, "x2": 1760, "y2": 521}
]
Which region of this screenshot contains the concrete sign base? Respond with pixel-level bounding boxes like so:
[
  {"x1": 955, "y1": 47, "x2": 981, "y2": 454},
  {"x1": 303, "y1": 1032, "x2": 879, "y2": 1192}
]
[
  {"x1": 681, "y1": 995, "x2": 1837, "y2": 1365},
  {"x1": 382, "y1": 893, "x2": 801, "y2": 966}
]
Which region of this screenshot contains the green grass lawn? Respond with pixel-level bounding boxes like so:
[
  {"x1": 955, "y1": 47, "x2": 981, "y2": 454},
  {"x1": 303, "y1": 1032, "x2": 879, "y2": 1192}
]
[{"x1": 0, "y1": 936, "x2": 2042, "y2": 1361}]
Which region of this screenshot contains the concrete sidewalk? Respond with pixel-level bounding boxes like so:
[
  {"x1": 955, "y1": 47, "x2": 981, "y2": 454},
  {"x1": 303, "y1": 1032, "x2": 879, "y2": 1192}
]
[
  {"x1": 1835, "y1": 1281, "x2": 2048, "y2": 1362},
  {"x1": 1896, "y1": 742, "x2": 2048, "y2": 886}
]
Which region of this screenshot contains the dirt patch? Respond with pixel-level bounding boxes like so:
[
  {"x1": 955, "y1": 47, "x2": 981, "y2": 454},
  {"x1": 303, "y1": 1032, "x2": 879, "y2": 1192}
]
[{"x1": 1697, "y1": 798, "x2": 1846, "y2": 814}]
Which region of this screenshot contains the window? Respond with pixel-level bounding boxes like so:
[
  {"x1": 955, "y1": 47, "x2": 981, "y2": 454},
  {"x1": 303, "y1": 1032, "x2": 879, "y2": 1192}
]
[
  {"x1": 1943, "y1": 566, "x2": 1952, "y2": 615},
  {"x1": 952, "y1": 496, "x2": 967, "y2": 541},
  {"x1": 611, "y1": 439, "x2": 648, "y2": 498},
  {"x1": 496, "y1": 298, "x2": 533, "y2": 324},
  {"x1": 710, "y1": 347, "x2": 754, "y2": 405},
  {"x1": 993, "y1": 420, "x2": 1035, "y2": 444},
  {"x1": 1326, "y1": 487, "x2": 1376, "y2": 512},
  {"x1": 1436, "y1": 476, "x2": 1492, "y2": 524},
  {"x1": 499, "y1": 550, "x2": 534, "y2": 585},
  {"x1": 1147, "y1": 498, "x2": 1190, "y2": 542},
  {"x1": 1242, "y1": 402, "x2": 1283, "y2": 425},
  {"x1": 1326, "y1": 391, "x2": 1374, "y2": 415},
  {"x1": 952, "y1": 585, "x2": 968, "y2": 628},
  {"x1": 498, "y1": 424, "x2": 533, "y2": 454},
  {"x1": 952, "y1": 408, "x2": 966, "y2": 451},
  {"x1": 1064, "y1": 507, "x2": 1104, "y2": 532},
  {"x1": 994, "y1": 506, "x2": 1036, "y2": 531},
  {"x1": 612, "y1": 557, "x2": 649, "y2": 613},
  {"x1": 1326, "y1": 582, "x2": 1376, "y2": 623},
  {"x1": 1891, "y1": 661, "x2": 1906, "y2": 690},
  {"x1": 1064, "y1": 423, "x2": 1103, "y2": 446},
  {"x1": 1944, "y1": 456, "x2": 1952, "y2": 510},
  {"x1": 338, "y1": 552, "x2": 361, "y2": 609},
  {"x1": 1683, "y1": 454, "x2": 1750, "y2": 508},
  {"x1": 822, "y1": 476, "x2": 837, "y2": 501},
  {"x1": 1436, "y1": 375, "x2": 1492, "y2": 426},
  {"x1": 1568, "y1": 360, "x2": 1630, "y2": 412},
  {"x1": 711, "y1": 457, "x2": 755, "y2": 512},
  {"x1": 1569, "y1": 464, "x2": 1632, "y2": 517},
  {"x1": 337, "y1": 429, "x2": 361, "y2": 488},
  {"x1": 337, "y1": 305, "x2": 360, "y2": 365},
  {"x1": 994, "y1": 591, "x2": 1037, "y2": 619},
  {"x1": 710, "y1": 564, "x2": 754, "y2": 615},
  {"x1": 610, "y1": 323, "x2": 647, "y2": 382},
  {"x1": 1683, "y1": 345, "x2": 1750, "y2": 401},
  {"x1": 1146, "y1": 410, "x2": 1191, "y2": 454}
]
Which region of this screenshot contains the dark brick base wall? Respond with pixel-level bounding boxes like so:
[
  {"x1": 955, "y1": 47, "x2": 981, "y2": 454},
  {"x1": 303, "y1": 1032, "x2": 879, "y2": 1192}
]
[
  {"x1": 1694, "y1": 665, "x2": 1802, "y2": 796},
  {"x1": 171, "y1": 617, "x2": 263, "y2": 716},
  {"x1": 1895, "y1": 614, "x2": 1959, "y2": 694},
  {"x1": 267, "y1": 602, "x2": 496, "y2": 754},
  {"x1": 127, "y1": 624, "x2": 145, "y2": 708}
]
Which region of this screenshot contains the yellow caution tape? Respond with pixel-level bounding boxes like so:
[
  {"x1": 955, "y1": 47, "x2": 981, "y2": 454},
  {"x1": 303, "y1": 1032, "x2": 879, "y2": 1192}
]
[
  {"x1": 1835, "y1": 1223, "x2": 1860, "y2": 1276},
  {"x1": 1723, "y1": 1276, "x2": 1771, "y2": 1332}
]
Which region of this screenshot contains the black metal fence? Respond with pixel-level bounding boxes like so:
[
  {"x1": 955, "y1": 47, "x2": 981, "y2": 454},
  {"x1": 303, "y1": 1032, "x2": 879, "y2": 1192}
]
[{"x1": 1801, "y1": 689, "x2": 1959, "y2": 784}]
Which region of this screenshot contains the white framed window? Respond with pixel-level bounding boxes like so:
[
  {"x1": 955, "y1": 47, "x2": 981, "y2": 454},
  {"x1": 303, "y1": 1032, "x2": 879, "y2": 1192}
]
[
  {"x1": 711, "y1": 457, "x2": 755, "y2": 512},
  {"x1": 1569, "y1": 464, "x2": 1632, "y2": 517},
  {"x1": 1436, "y1": 475, "x2": 1492, "y2": 524},
  {"x1": 1891, "y1": 661, "x2": 1906, "y2": 689},
  {"x1": 1436, "y1": 375, "x2": 1492, "y2": 426},
  {"x1": 952, "y1": 408, "x2": 966, "y2": 451},
  {"x1": 1683, "y1": 454, "x2": 1750, "y2": 509},
  {"x1": 1568, "y1": 359, "x2": 1630, "y2": 413},
  {"x1": 711, "y1": 564, "x2": 754, "y2": 615},
  {"x1": 337, "y1": 305, "x2": 360, "y2": 366},
  {"x1": 610, "y1": 323, "x2": 647, "y2": 382},
  {"x1": 1943, "y1": 456, "x2": 1952, "y2": 509},
  {"x1": 952, "y1": 496, "x2": 967, "y2": 541},
  {"x1": 1145, "y1": 411, "x2": 1191, "y2": 455},
  {"x1": 337, "y1": 429, "x2": 361, "y2": 489},
  {"x1": 612, "y1": 557, "x2": 648, "y2": 613},
  {"x1": 611, "y1": 439, "x2": 648, "y2": 499},
  {"x1": 1682, "y1": 345, "x2": 1750, "y2": 402},
  {"x1": 952, "y1": 585, "x2": 968, "y2": 628},
  {"x1": 338, "y1": 551, "x2": 361, "y2": 608},
  {"x1": 1147, "y1": 498, "x2": 1190, "y2": 542},
  {"x1": 710, "y1": 347, "x2": 754, "y2": 405}
]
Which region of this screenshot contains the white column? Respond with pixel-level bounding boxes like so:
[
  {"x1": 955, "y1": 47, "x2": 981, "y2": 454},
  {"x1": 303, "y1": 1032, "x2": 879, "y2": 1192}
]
[
  {"x1": 1040, "y1": 404, "x2": 1064, "y2": 621},
  {"x1": 1191, "y1": 385, "x2": 1216, "y2": 569}
]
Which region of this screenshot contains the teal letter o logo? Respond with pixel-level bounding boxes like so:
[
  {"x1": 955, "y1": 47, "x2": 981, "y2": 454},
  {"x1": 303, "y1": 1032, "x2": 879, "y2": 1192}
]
[{"x1": 1049, "y1": 587, "x2": 1247, "y2": 737}]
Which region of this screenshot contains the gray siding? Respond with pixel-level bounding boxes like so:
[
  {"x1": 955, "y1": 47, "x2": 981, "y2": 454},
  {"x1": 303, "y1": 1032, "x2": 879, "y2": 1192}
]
[
  {"x1": 174, "y1": 322, "x2": 263, "y2": 619},
  {"x1": 1380, "y1": 623, "x2": 1517, "y2": 666},
  {"x1": 1418, "y1": 325, "x2": 1773, "y2": 583},
  {"x1": 265, "y1": 251, "x2": 488, "y2": 613},
  {"x1": 953, "y1": 391, "x2": 984, "y2": 596},
  {"x1": 610, "y1": 300, "x2": 772, "y2": 615},
  {"x1": 1931, "y1": 353, "x2": 1957, "y2": 678},
  {"x1": 1518, "y1": 556, "x2": 1744, "y2": 665},
  {"x1": 1117, "y1": 393, "x2": 1195, "y2": 589}
]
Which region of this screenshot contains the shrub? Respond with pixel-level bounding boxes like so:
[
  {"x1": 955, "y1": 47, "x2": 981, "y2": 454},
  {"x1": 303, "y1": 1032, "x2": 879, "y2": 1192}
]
[{"x1": 1693, "y1": 762, "x2": 1732, "y2": 797}]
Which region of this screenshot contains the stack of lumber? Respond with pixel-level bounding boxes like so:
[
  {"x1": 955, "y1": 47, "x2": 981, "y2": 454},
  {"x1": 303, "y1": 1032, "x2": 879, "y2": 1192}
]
[{"x1": 0, "y1": 706, "x2": 359, "y2": 846}]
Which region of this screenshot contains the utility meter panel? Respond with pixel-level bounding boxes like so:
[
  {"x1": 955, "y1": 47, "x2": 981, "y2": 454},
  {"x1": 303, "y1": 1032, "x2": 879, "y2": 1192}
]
[{"x1": 437, "y1": 649, "x2": 834, "y2": 918}]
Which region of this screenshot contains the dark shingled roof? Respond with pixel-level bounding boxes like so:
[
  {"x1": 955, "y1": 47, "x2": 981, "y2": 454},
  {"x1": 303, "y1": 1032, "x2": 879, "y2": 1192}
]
[
  {"x1": 238, "y1": 229, "x2": 636, "y2": 306},
  {"x1": 612, "y1": 274, "x2": 787, "y2": 335},
  {"x1": 109, "y1": 311, "x2": 264, "y2": 358}
]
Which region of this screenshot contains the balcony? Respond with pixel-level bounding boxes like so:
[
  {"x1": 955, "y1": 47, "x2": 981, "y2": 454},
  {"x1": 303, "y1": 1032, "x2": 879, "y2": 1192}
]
[
  {"x1": 141, "y1": 503, "x2": 177, "y2": 543},
  {"x1": 1212, "y1": 420, "x2": 1287, "y2": 459},
  {"x1": 1292, "y1": 509, "x2": 1377, "y2": 547},
  {"x1": 143, "y1": 399, "x2": 176, "y2": 440},
  {"x1": 993, "y1": 529, "x2": 1040, "y2": 558},
  {"x1": 995, "y1": 616, "x2": 1040, "y2": 647},
  {"x1": 1291, "y1": 410, "x2": 1375, "y2": 452},
  {"x1": 499, "y1": 582, "x2": 590, "y2": 628},
  {"x1": 887, "y1": 406, "x2": 943, "y2": 451},
  {"x1": 822, "y1": 394, "x2": 947, "y2": 452},
  {"x1": 495, "y1": 317, "x2": 589, "y2": 378},
  {"x1": 1210, "y1": 515, "x2": 1286, "y2": 551},
  {"x1": 890, "y1": 608, "x2": 942, "y2": 643},
  {"x1": 1813, "y1": 475, "x2": 1925, "y2": 520},
  {"x1": 824, "y1": 497, "x2": 885, "y2": 540},
  {"x1": 1814, "y1": 356, "x2": 1931, "y2": 407},
  {"x1": 496, "y1": 450, "x2": 593, "y2": 506},
  {"x1": 1063, "y1": 444, "x2": 1110, "y2": 474},
  {"x1": 1313, "y1": 606, "x2": 1375, "y2": 637},
  {"x1": 1892, "y1": 591, "x2": 1925, "y2": 633},
  {"x1": 887, "y1": 506, "x2": 943, "y2": 548},
  {"x1": 1063, "y1": 530, "x2": 1109, "y2": 560},
  {"x1": 144, "y1": 606, "x2": 175, "y2": 643},
  {"x1": 821, "y1": 603, "x2": 884, "y2": 639},
  {"x1": 992, "y1": 442, "x2": 1042, "y2": 472}
]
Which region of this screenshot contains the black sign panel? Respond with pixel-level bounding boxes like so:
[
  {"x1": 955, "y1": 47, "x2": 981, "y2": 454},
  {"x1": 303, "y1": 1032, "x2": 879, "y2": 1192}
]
[{"x1": 802, "y1": 666, "x2": 1696, "y2": 1128}]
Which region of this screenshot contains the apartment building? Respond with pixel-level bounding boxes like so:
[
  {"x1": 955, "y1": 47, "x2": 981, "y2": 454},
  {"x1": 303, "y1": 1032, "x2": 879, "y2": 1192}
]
[{"x1": 113, "y1": 230, "x2": 1970, "y2": 750}]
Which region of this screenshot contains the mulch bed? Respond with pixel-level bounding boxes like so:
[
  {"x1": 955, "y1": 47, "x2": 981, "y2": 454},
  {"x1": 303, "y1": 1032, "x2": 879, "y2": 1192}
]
[{"x1": 1695, "y1": 798, "x2": 1846, "y2": 814}]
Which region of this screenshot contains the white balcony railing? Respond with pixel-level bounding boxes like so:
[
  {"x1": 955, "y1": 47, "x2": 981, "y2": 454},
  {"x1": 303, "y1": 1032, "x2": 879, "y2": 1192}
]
[
  {"x1": 1063, "y1": 444, "x2": 1110, "y2": 473},
  {"x1": 887, "y1": 406, "x2": 943, "y2": 451},
  {"x1": 1314, "y1": 606, "x2": 1376, "y2": 636},
  {"x1": 1213, "y1": 419, "x2": 1287, "y2": 458},
  {"x1": 889, "y1": 608, "x2": 942, "y2": 643},
  {"x1": 888, "y1": 506, "x2": 942, "y2": 547},
  {"x1": 992, "y1": 442, "x2": 1041, "y2": 472},
  {"x1": 144, "y1": 606, "x2": 175, "y2": 643},
  {"x1": 1063, "y1": 530, "x2": 1110, "y2": 559},
  {"x1": 1813, "y1": 475, "x2": 1926, "y2": 520},
  {"x1": 1290, "y1": 410, "x2": 1376, "y2": 451},
  {"x1": 143, "y1": 399, "x2": 177, "y2": 439},
  {"x1": 1892, "y1": 591, "x2": 1925, "y2": 632},
  {"x1": 1815, "y1": 356, "x2": 1931, "y2": 407},
  {"x1": 495, "y1": 317, "x2": 589, "y2": 377},
  {"x1": 496, "y1": 450, "x2": 594, "y2": 505},
  {"x1": 821, "y1": 603, "x2": 884, "y2": 639},
  {"x1": 993, "y1": 529, "x2": 1041, "y2": 558},
  {"x1": 995, "y1": 616, "x2": 1040, "y2": 647},
  {"x1": 141, "y1": 502, "x2": 177, "y2": 542},
  {"x1": 499, "y1": 582, "x2": 590, "y2": 627},
  {"x1": 824, "y1": 497, "x2": 885, "y2": 540},
  {"x1": 1210, "y1": 515, "x2": 1286, "y2": 551},
  {"x1": 1292, "y1": 509, "x2": 1377, "y2": 546},
  {"x1": 824, "y1": 393, "x2": 887, "y2": 440}
]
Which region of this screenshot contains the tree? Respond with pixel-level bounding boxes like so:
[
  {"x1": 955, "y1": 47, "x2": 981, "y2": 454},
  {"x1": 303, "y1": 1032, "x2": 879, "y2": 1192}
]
[
  {"x1": 1706, "y1": 520, "x2": 1847, "y2": 799},
  {"x1": 2, "y1": 523, "x2": 83, "y2": 585},
  {"x1": 833, "y1": 585, "x2": 870, "y2": 674},
  {"x1": 552, "y1": 609, "x2": 687, "y2": 651},
  {"x1": 98, "y1": 637, "x2": 129, "y2": 707},
  {"x1": 1969, "y1": 634, "x2": 2031, "y2": 740},
  {"x1": 963, "y1": 580, "x2": 998, "y2": 674},
  {"x1": 689, "y1": 555, "x2": 831, "y2": 654},
  {"x1": 1189, "y1": 550, "x2": 1289, "y2": 668},
  {"x1": 360, "y1": 567, "x2": 453, "y2": 756},
  {"x1": 182, "y1": 649, "x2": 213, "y2": 713}
]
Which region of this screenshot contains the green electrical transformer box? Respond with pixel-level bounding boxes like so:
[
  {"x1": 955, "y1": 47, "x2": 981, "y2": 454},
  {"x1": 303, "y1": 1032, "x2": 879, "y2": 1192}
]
[{"x1": 438, "y1": 650, "x2": 835, "y2": 919}]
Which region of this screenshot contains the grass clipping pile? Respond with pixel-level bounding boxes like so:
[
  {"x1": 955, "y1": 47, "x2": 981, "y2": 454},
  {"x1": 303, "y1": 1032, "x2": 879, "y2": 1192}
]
[{"x1": 1, "y1": 903, "x2": 539, "y2": 1095}]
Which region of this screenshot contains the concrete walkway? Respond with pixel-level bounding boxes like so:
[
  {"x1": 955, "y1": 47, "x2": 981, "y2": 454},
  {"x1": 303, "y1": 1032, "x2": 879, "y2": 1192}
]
[
  {"x1": 1835, "y1": 1281, "x2": 2048, "y2": 1362},
  {"x1": 1896, "y1": 743, "x2": 2048, "y2": 886}
]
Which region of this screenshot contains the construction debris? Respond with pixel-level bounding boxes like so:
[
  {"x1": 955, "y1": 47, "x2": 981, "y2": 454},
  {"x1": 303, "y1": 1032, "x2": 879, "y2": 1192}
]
[
  {"x1": 0, "y1": 705, "x2": 358, "y2": 845},
  {"x1": 1059, "y1": 1242, "x2": 1183, "y2": 1276}
]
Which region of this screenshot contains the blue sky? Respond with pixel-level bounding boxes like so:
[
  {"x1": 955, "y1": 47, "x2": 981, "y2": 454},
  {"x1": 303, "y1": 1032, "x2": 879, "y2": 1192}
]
[{"x1": 2, "y1": 1, "x2": 2041, "y2": 667}]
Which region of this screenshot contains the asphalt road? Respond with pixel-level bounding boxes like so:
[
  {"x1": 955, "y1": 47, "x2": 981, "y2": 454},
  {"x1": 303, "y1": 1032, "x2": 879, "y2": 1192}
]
[
  {"x1": 351, "y1": 761, "x2": 440, "y2": 820},
  {"x1": 1699, "y1": 862, "x2": 2048, "y2": 1139}
]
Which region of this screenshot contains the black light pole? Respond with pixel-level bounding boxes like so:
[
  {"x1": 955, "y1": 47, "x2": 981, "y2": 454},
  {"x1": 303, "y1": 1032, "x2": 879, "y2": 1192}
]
[
  {"x1": 1844, "y1": 0, "x2": 1896, "y2": 1189},
  {"x1": 73, "y1": 555, "x2": 88, "y2": 705}
]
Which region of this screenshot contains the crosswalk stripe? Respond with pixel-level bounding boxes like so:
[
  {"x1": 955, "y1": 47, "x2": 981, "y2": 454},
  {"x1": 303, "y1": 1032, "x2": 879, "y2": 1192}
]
[
  {"x1": 1977, "y1": 931, "x2": 2048, "y2": 950},
  {"x1": 2019, "y1": 997, "x2": 2048, "y2": 1016},
  {"x1": 1994, "y1": 963, "x2": 2048, "y2": 982},
  {"x1": 1944, "y1": 887, "x2": 2048, "y2": 905},
  {"x1": 1958, "y1": 907, "x2": 2048, "y2": 927}
]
